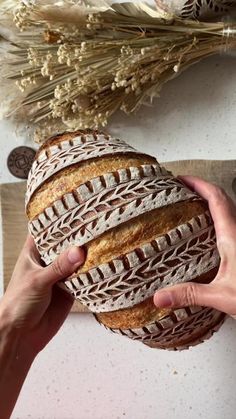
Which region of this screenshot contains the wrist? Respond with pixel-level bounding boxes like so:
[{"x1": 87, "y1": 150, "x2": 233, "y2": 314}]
[
  {"x1": 0, "y1": 299, "x2": 36, "y2": 364},
  {"x1": 0, "y1": 300, "x2": 35, "y2": 419}
]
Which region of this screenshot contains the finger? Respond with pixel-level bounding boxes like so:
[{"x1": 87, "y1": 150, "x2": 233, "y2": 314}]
[
  {"x1": 153, "y1": 281, "x2": 236, "y2": 316},
  {"x1": 178, "y1": 176, "x2": 236, "y2": 239},
  {"x1": 39, "y1": 246, "x2": 85, "y2": 286}
]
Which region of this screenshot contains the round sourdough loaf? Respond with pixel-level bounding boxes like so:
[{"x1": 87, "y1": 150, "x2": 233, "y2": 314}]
[{"x1": 26, "y1": 130, "x2": 225, "y2": 350}]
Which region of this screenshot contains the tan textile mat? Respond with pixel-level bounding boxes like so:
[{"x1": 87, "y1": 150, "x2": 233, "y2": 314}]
[{"x1": 1, "y1": 159, "x2": 235, "y2": 313}]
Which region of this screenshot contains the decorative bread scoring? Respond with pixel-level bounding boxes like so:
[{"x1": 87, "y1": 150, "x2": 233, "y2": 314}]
[{"x1": 26, "y1": 130, "x2": 225, "y2": 350}]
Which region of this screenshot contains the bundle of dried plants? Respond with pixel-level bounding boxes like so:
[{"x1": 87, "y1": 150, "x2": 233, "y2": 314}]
[{"x1": 0, "y1": 1, "x2": 236, "y2": 141}]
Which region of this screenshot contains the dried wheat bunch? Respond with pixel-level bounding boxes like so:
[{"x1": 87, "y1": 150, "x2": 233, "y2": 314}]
[{"x1": 1, "y1": 0, "x2": 236, "y2": 141}]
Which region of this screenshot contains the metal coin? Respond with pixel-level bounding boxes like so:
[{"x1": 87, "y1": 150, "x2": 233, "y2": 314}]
[{"x1": 7, "y1": 146, "x2": 36, "y2": 179}]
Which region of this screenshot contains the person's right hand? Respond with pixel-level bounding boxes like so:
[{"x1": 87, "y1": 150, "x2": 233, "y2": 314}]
[
  {"x1": 0, "y1": 236, "x2": 85, "y2": 357},
  {"x1": 154, "y1": 176, "x2": 236, "y2": 318}
]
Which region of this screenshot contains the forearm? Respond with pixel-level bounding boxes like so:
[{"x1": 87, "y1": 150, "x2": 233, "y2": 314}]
[{"x1": 0, "y1": 303, "x2": 35, "y2": 419}]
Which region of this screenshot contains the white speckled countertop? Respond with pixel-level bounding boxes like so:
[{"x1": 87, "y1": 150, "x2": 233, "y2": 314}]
[{"x1": 1, "y1": 53, "x2": 236, "y2": 419}]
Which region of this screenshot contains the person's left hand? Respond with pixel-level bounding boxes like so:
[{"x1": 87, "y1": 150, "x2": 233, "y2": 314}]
[{"x1": 0, "y1": 235, "x2": 85, "y2": 356}]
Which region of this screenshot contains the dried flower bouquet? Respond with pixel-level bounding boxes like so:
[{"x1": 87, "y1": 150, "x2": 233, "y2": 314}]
[{"x1": 0, "y1": 0, "x2": 236, "y2": 141}]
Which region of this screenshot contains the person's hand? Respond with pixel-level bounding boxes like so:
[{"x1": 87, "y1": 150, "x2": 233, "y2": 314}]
[
  {"x1": 0, "y1": 236, "x2": 84, "y2": 419},
  {"x1": 154, "y1": 176, "x2": 236, "y2": 318},
  {"x1": 0, "y1": 235, "x2": 85, "y2": 356}
]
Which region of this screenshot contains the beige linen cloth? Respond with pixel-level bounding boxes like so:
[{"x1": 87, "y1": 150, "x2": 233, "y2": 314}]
[{"x1": 1, "y1": 160, "x2": 235, "y2": 313}]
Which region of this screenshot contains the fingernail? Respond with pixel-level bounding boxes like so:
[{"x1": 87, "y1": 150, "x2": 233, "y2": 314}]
[
  {"x1": 154, "y1": 292, "x2": 173, "y2": 308},
  {"x1": 68, "y1": 247, "x2": 84, "y2": 264}
]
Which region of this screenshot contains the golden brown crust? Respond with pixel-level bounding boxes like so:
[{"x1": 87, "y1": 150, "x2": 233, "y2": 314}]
[
  {"x1": 29, "y1": 129, "x2": 156, "y2": 218},
  {"x1": 96, "y1": 298, "x2": 170, "y2": 329},
  {"x1": 96, "y1": 267, "x2": 218, "y2": 329},
  {"x1": 35, "y1": 129, "x2": 110, "y2": 158},
  {"x1": 78, "y1": 200, "x2": 207, "y2": 273},
  {"x1": 27, "y1": 154, "x2": 156, "y2": 219}
]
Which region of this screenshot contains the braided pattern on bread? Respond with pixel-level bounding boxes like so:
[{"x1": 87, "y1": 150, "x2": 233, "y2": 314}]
[
  {"x1": 62, "y1": 214, "x2": 219, "y2": 311},
  {"x1": 34, "y1": 176, "x2": 198, "y2": 264},
  {"x1": 29, "y1": 164, "x2": 169, "y2": 236},
  {"x1": 26, "y1": 134, "x2": 145, "y2": 204},
  {"x1": 101, "y1": 306, "x2": 225, "y2": 350}
]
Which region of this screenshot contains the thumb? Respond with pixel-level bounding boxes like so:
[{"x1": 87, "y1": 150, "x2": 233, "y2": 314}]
[
  {"x1": 153, "y1": 281, "x2": 236, "y2": 316},
  {"x1": 40, "y1": 246, "x2": 85, "y2": 286}
]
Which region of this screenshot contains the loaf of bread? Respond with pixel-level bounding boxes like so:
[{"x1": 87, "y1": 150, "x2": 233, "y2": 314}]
[{"x1": 26, "y1": 130, "x2": 225, "y2": 350}]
